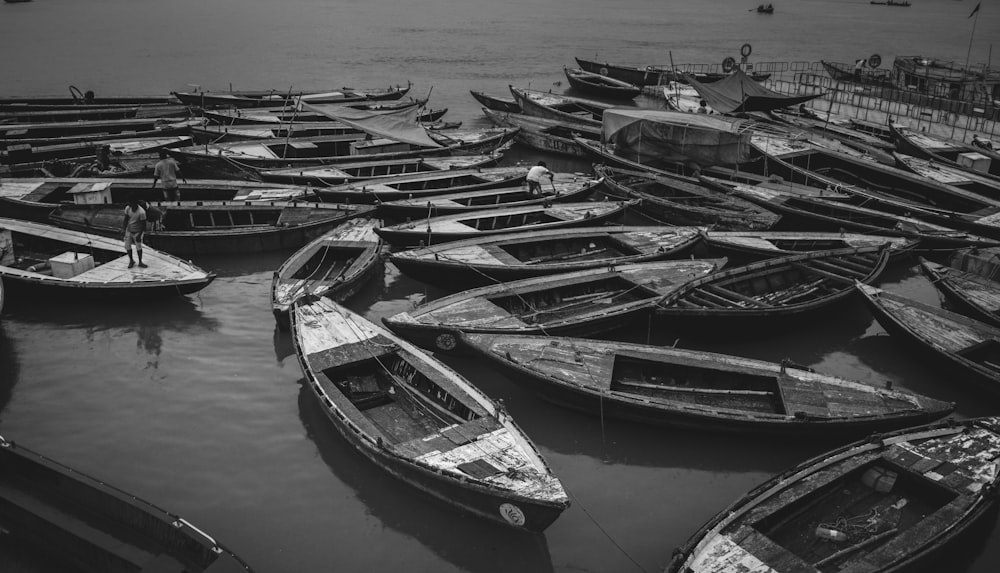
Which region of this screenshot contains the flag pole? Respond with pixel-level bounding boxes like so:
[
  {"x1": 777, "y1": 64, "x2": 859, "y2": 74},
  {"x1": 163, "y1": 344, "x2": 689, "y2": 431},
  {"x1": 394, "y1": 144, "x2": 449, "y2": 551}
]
[{"x1": 964, "y1": 2, "x2": 981, "y2": 80}]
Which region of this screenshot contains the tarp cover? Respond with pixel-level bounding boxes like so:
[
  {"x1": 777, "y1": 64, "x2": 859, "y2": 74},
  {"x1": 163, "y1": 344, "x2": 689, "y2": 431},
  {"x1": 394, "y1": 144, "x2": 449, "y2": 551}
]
[
  {"x1": 684, "y1": 68, "x2": 824, "y2": 114},
  {"x1": 602, "y1": 108, "x2": 753, "y2": 167},
  {"x1": 301, "y1": 103, "x2": 443, "y2": 148}
]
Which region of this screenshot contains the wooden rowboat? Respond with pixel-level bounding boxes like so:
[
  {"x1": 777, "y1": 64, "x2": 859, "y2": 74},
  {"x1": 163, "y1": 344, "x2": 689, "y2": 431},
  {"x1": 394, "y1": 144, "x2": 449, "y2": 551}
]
[
  {"x1": 256, "y1": 153, "x2": 513, "y2": 188},
  {"x1": 653, "y1": 246, "x2": 892, "y2": 330},
  {"x1": 291, "y1": 297, "x2": 569, "y2": 531},
  {"x1": 271, "y1": 218, "x2": 382, "y2": 329},
  {"x1": 389, "y1": 226, "x2": 702, "y2": 289},
  {"x1": 666, "y1": 417, "x2": 1000, "y2": 573},
  {"x1": 890, "y1": 124, "x2": 1000, "y2": 179},
  {"x1": 481, "y1": 108, "x2": 600, "y2": 158},
  {"x1": 858, "y1": 282, "x2": 1000, "y2": 396},
  {"x1": 563, "y1": 67, "x2": 642, "y2": 100},
  {"x1": 302, "y1": 166, "x2": 528, "y2": 204},
  {"x1": 574, "y1": 57, "x2": 663, "y2": 86},
  {"x1": 0, "y1": 434, "x2": 255, "y2": 573},
  {"x1": 460, "y1": 333, "x2": 953, "y2": 433},
  {"x1": 49, "y1": 201, "x2": 373, "y2": 255},
  {"x1": 469, "y1": 90, "x2": 521, "y2": 113},
  {"x1": 374, "y1": 200, "x2": 636, "y2": 247},
  {"x1": 170, "y1": 128, "x2": 516, "y2": 175},
  {"x1": 508, "y1": 86, "x2": 611, "y2": 129},
  {"x1": 703, "y1": 231, "x2": 916, "y2": 259},
  {"x1": 376, "y1": 172, "x2": 602, "y2": 220},
  {"x1": 0, "y1": 217, "x2": 214, "y2": 299},
  {"x1": 596, "y1": 165, "x2": 781, "y2": 230},
  {"x1": 0, "y1": 176, "x2": 316, "y2": 222},
  {"x1": 920, "y1": 257, "x2": 1000, "y2": 327},
  {"x1": 723, "y1": 183, "x2": 996, "y2": 250},
  {"x1": 382, "y1": 259, "x2": 725, "y2": 352},
  {"x1": 172, "y1": 82, "x2": 411, "y2": 108}
]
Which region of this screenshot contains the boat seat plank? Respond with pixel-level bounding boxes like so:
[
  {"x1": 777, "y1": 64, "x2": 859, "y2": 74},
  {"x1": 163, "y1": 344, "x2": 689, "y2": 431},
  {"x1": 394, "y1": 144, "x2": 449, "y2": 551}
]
[
  {"x1": 808, "y1": 258, "x2": 871, "y2": 278},
  {"x1": 776, "y1": 376, "x2": 831, "y2": 417},
  {"x1": 733, "y1": 526, "x2": 819, "y2": 573},
  {"x1": 73, "y1": 255, "x2": 195, "y2": 282},
  {"x1": 702, "y1": 283, "x2": 772, "y2": 307},
  {"x1": 790, "y1": 262, "x2": 859, "y2": 284},
  {"x1": 424, "y1": 297, "x2": 528, "y2": 328}
]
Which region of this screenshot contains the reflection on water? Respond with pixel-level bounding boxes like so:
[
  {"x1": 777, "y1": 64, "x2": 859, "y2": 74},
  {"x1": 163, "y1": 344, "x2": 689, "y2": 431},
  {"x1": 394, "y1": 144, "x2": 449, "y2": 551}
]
[
  {"x1": 0, "y1": 327, "x2": 19, "y2": 419},
  {"x1": 296, "y1": 379, "x2": 557, "y2": 573}
]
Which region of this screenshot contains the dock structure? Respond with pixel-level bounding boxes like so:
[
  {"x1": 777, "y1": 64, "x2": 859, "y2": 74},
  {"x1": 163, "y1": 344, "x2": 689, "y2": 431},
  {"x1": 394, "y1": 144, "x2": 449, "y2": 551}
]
[{"x1": 644, "y1": 59, "x2": 1000, "y2": 144}]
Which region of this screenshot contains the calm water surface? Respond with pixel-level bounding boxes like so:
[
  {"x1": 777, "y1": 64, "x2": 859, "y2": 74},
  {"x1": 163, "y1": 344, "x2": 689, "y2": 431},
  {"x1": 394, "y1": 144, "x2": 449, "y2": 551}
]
[{"x1": 2, "y1": 1, "x2": 1000, "y2": 572}]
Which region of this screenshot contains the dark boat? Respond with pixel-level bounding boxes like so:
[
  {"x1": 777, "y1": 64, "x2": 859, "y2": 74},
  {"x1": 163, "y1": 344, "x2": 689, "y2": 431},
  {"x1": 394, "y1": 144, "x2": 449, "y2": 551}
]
[
  {"x1": 255, "y1": 153, "x2": 508, "y2": 186},
  {"x1": 767, "y1": 110, "x2": 897, "y2": 156},
  {"x1": 481, "y1": 108, "x2": 600, "y2": 158},
  {"x1": 893, "y1": 152, "x2": 1000, "y2": 200},
  {"x1": 172, "y1": 82, "x2": 411, "y2": 108},
  {"x1": 563, "y1": 67, "x2": 642, "y2": 100},
  {"x1": 0, "y1": 104, "x2": 191, "y2": 124},
  {"x1": 376, "y1": 171, "x2": 602, "y2": 220},
  {"x1": 0, "y1": 217, "x2": 215, "y2": 299},
  {"x1": 382, "y1": 259, "x2": 725, "y2": 352},
  {"x1": 271, "y1": 218, "x2": 382, "y2": 329},
  {"x1": 389, "y1": 225, "x2": 703, "y2": 289},
  {"x1": 748, "y1": 132, "x2": 1000, "y2": 240},
  {"x1": 703, "y1": 230, "x2": 916, "y2": 259},
  {"x1": 0, "y1": 434, "x2": 255, "y2": 573},
  {"x1": 374, "y1": 200, "x2": 636, "y2": 247},
  {"x1": 0, "y1": 117, "x2": 201, "y2": 149},
  {"x1": 920, "y1": 257, "x2": 1000, "y2": 327},
  {"x1": 1, "y1": 134, "x2": 192, "y2": 166},
  {"x1": 574, "y1": 57, "x2": 662, "y2": 86},
  {"x1": 508, "y1": 85, "x2": 611, "y2": 128},
  {"x1": 460, "y1": 333, "x2": 953, "y2": 433},
  {"x1": 857, "y1": 283, "x2": 1000, "y2": 396},
  {"x1": 0, "y1": 87, "x2": 176, "y2": 110},
  {"x1": 596, "y1": 164, "x2": 781, "y2": 230},
  {"x1": 890, "y1": 124, "x2": 1000, "y2": 179},
  {"x1": 721, "y1": 181, "x2": 996, "y2": 250},
  {"x1": 290, "y1": 297, "x2": 570, "y2": 531},
  {"x1": 49, "y1": 201, "x2": 373, "y2": 255},
  {"x1": 820, "y1": 60, "x2": 895, "y2": 87},
  {"x1": 665, "y1": 417, "x2": 1000, "y2": 573},
  {"x1": 0, "y1": 176, "x2": 315, "y2": 222},
  {"x1": 756, "y1": 4, "x2": 774, "y2": 14},
  {"x1": 168, "y1": 128, "x2": 516, "y2": 174},
  {"x1": 653, "y1": 245, "x2": 892, "y2": 330},
  {"x1": 201, "y1": 98, "x2": 427, "y2": 125},
  {"x1": 469, "y1": 90, "x2": 521, "y2": 113},
  {"x1": 304, "y1": 166, "x2": 528, "y2": 204}
]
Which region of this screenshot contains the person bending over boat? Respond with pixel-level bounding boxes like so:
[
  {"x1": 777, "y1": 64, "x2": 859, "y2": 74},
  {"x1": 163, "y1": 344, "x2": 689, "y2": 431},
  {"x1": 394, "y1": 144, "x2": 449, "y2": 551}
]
[
  {"x1": 526, "y1": 161, "x2": 554, "y2": 196},
  {"x1": 122, "y1": 196, "x2": 148, "y2": 269},
  {"x1": 151, "y1": 149, "x2": 186, "y2": 201},
  {"x1": 972, "y1": 134, "x2": 995, "y2": 151}
]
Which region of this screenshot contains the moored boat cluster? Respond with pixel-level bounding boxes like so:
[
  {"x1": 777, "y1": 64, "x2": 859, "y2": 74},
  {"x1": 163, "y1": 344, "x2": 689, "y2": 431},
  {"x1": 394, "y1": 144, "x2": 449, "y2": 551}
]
[{"x1": 3, "y1": 58, "x2": 1000, "y2": 571}]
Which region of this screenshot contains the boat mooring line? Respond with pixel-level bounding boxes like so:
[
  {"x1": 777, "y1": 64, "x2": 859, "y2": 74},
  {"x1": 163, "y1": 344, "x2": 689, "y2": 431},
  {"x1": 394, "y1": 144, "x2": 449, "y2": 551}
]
[{"x1": 561, "y1": 481, "x2": 650, "y2": 573}]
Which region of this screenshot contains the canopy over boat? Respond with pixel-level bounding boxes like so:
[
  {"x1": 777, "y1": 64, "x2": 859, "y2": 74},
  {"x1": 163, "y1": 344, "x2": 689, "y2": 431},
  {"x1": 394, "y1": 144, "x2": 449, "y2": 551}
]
[
  {"x1": 301, "y1": 102, "x2": 443, "y2": 148},
  {"x1": 602, "y1": 108, "x2": 754, "y2": 167},
  {"x1": 684, "y1": 67, "x2": 824, "y2": 113}
]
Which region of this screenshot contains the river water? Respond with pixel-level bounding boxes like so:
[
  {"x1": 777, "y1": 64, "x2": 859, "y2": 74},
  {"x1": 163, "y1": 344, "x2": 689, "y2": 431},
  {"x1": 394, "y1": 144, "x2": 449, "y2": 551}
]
[{"x1": 2, "y1": 1, "x2": 1000, "y2": 572}]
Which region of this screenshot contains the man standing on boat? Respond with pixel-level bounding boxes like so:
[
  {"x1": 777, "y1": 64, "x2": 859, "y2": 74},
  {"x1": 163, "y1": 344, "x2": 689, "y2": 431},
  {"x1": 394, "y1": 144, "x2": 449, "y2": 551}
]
[
  {"x1": 151, "y1": 149, "x2": 186, "y2": 201},
  {"x1": 526, "y1": 161, "x2": 554, "y2": 196},
  {"x1": 122, "y1": 196, "x2": 148, "y2": 269}
]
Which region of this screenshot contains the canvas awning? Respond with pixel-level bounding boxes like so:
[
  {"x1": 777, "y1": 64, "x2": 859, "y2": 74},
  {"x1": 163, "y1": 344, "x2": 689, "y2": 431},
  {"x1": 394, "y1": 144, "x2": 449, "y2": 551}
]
[
  {"x1": 602, "y1": 108, "x2": 754, "y2": 167},
  {"x1": 301, "y1": 102, "x2": 443, "y2": 148},
  {"x1": 684, "y1": 68, "x2": 824, "y2": 114}
]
